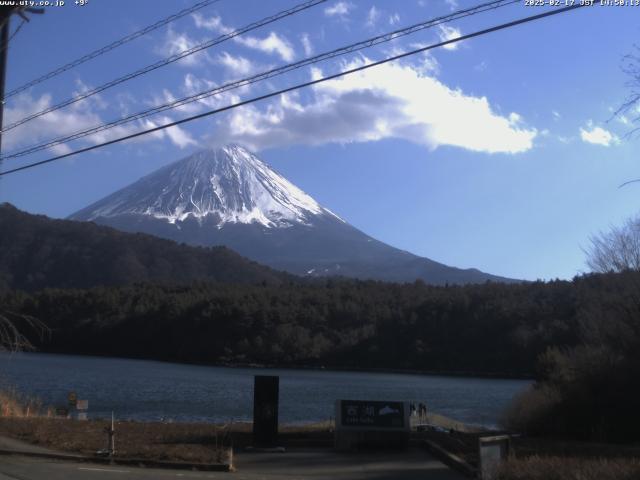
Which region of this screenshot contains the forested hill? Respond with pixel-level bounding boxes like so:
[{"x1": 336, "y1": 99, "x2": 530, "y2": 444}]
[
  {"x1": 3, "y1": 201, "x2": 637, "y2": 378},
  {"x1": 0, "y1": 203, "x2": 288, "y2": 291},
  {"x1": 4, "y1": 271, "x2": 615, "y2": 377}
]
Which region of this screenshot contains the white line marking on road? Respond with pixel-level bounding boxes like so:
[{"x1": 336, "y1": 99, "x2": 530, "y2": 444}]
[{"x1": 78, "y1": 467, "x2": 131, "y2": 473}]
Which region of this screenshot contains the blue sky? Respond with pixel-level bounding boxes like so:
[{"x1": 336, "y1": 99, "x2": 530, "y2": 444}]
[{"x1": 0, "y1": 0, "x2": 639, "y2": 281}]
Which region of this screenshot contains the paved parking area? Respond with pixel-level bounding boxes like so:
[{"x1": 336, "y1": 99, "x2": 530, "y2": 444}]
[
  {"x1": 0, "y1": 447, "x2": 465, "y2": 480},
  {"x1": 235, "y1": 447, "x2": 465, "y2": 479}
]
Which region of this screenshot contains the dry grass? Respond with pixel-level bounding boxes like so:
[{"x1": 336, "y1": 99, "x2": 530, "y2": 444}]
[
  {"x1": 0, "y1": 388, "x2": 272, "y2": 463},
  {"x1": 497, "y1": 456, "x2": 640, "y2": 480},
  {"x1": 0, "y1": 387, "x2": 334, "y2": 463},
  {"x1": 0, "y1": 389, "x2": 49, "y2": 418},
  {"x1": 0, "y1": 417, "x2": 234, "y2": 464},
  {"x1": 0, "y1": 417, "x2": 341, "y2": 463}
]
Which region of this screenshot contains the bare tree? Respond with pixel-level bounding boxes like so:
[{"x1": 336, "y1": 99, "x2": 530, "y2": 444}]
[
  {"x1": 586, "y1": 216, "x2": 640, "y2": 273},
  {"x1": 0, "y1": 310, "x2": 47, "y2": 353},
  {"x1": 614, "y1": 46, "x2": 640, "y2": 137},
  {"x1": 589, "y1": 52, "x2": 640, "y2": 270}
]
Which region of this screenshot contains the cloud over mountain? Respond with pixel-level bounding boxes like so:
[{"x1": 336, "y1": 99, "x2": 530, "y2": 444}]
[{"x1": 208, "y1": 57, "x2": 537, "y2": 154}]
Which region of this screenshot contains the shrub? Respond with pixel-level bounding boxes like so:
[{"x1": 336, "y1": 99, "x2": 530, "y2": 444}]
[{"x1": 502, "y1": 385, "x2": 560, "y2": 435}]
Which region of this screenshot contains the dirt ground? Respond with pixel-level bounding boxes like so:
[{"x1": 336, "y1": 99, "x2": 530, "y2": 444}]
[
  {"x1": 0, "y1": 417, "x2": 245, "y2": 464},
  {"x1": 0, "y1": 412, "x2": 476, "y2": 465},
  {"x1": 0, "y1": 417, "x2": 350, "y2": 464},
  {"x1": 6, "y1": 412, "x2": 636, "y2": 472}
]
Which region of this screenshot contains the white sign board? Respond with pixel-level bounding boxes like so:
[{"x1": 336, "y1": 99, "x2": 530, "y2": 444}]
[
  {"x1": 334, "y1": 400, "x2": 410, "y2": 451},
  {"x1": 335, "y1": 400, "x2": 409, "y2": 431},
  {"x1": 76, "y1": 400, "x2": 89, "y2": 410}
]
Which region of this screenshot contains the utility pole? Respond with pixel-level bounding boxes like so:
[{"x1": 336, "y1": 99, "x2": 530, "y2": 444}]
[
  {"x1": 0, "y1": 7, "x2": 43, "y2": 160},
  {"x1": 0, "y1": 7, "x2": 12, "y2": 159}
]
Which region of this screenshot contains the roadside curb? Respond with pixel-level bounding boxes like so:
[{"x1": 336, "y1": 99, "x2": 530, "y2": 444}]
[
  {"x1": 421, "y1": 440, "x2": 477, "y2": 478},
  {"x1": 0, "y1": 448, "x2": 233, "y2": 472}
]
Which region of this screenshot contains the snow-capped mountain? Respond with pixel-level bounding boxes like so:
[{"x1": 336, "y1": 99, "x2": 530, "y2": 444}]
[
  {"x1": 70, "y1": 145, "x2": 514, "y2": 285},
  {"x1": 77, "y1": 144, "x2": 341, "y2": 228}
]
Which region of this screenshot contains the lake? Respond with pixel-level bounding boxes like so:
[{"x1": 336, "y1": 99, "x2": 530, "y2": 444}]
[{"x1": 0, "y1": 352, "x2": 530, "y2": 427}]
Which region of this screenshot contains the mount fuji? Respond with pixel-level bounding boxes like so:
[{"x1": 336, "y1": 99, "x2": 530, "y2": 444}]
[{"x1": 69, "y1": 145, "x2": 513, "y2": 284}]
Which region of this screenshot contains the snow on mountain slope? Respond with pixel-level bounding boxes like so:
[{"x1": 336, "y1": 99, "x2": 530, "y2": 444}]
[
  {"x1": 77, "y1": 144, "x2": 342, "y2": 229},
  {"x1": 70, "y1": 145, "x2": 517, "y2": 285}
]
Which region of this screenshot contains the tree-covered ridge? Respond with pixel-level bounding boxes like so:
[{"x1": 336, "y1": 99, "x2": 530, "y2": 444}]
[
  {"x1": 0, "y1": 203, "x2": 288, "y2": 291},
  {"x1": 4, "y1": 231, "x2": 639, "y2": 440},
  {"x1": 4, "y1": 272, "x2": 618, "y2": 378}
]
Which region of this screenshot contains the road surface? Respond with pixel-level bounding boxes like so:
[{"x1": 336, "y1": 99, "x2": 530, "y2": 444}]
[{"x1": 0, "y1": 448, "x2": 465, "y2": 480}]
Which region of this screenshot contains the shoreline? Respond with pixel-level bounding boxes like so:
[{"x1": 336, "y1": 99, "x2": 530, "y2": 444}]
[
  {"x1": 1, "y1": 351, "x2": 527, "y2": 429},
  {"x1": 17, "y1": 349, "x2": 535, "y2": 381}
]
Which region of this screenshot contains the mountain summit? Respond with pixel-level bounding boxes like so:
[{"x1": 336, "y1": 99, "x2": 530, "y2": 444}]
[
  {"x1": 70, "y1": 145, "x2": 514, "y2": 285},
  {"x1": 74, "y1": 144, "x2": 342, "y2": 229}
]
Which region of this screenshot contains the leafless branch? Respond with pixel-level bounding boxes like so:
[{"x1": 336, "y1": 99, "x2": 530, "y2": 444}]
[
  {"x1": 585, "y1": 216, "x2": 640, "y2": 273},
  {"x1": 0, "y1": 310, "x2": 49, "y2": 353}
]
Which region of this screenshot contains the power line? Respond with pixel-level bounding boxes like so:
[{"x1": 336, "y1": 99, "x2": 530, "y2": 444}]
[
  {"x1": 7, "y1": 18, "x2": 25, "y2": 42},
  {"x1": 0, "y1": 3, "x2": 588, "y2": 178},
  {"x1": 1, "y1": 0, "x2": 520, "y2": 161},
  {"x1": 1, "y1": 0, "x2": 327, "y2": 133},
  {"x1": 3, "y1": 0, "x2": 222, "y2": 100},
  {"x1": 0, "y1": 7, "x2": 44, "y2": 172},
  {"x1": 0, "y1": 18, "x2": 26, "y2": 57},
  {"x1": 2, "y1": 0, "x2": 516, "y2": 160},
  {"x1": 619, "y1": 179, "x2": 640, "y2": 188}
]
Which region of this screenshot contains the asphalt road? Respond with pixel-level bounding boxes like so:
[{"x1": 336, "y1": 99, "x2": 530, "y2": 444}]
[{"x1": 0, "y1": 448, "x2": 465, "y2": 480}]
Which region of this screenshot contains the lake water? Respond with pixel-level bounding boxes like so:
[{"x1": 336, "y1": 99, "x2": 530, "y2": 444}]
[{"x1": 0, "y1": 352, "x2": 530, "y2": 427}]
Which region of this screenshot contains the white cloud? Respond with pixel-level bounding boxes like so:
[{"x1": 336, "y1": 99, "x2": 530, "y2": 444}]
[
  {"x1": 474, "y1": 61, "x2": 488, "y2": 72},
  {"x1": 172, "y1": 73, "x2": 242, "y2": 113},
  {"x1": 191, "y1": 12, "x2": 295, "y2": 62},
  {"x1": 192, "y1": 13, "x2": 232, "y2": 34},
  {"x1": 389, "y1": 13, "x2": 400, "y2": 26},
  {"x1": 552, "y1": 110, "x2": 561, "y2": 121},
  {"x1": 437, "y1": 25, "x2": 462, "y2": 50},
  {"x1": 160, "y1": 27, "x2": 210, "y2": 66},
  {"x1": 4, "y1": 90, "x2": 197, "y2": 153},
  {"x1": 324, "y1": 1, "x2": 354, "y2": 17},
  {"x1": 183, "y1": 73, "x2": 216, "y2": 97},
  {"x1": 50, "y1": 143, "x2": 73, "y2": 156},
  {"x1": 154, "y1": 88, "x2": 201, "y2": 116},
  {"x1": 217, "y1": 51, "x2": 255, "y2": 76},
  {"x1": 115, "y1": 92, "x2": 137, "y2": 118},
  {"x1": 420, "y1": 53, "x2": 440, "y2": 75},
  {"x1": 445, "y1": 0, "x2": 458, "y2": 9},
  {"x1": 616, "y1": 113, "x2": 631, "y2": 126},
  {"x1": 366, "y1": 6, "x2": 380, "y2": 28},
  {"x1": 235, "y1": 32, "x2": 295, "y2": 62},
  {"x1": 3, "y1": 93, "x2": 117, "y2": 151},
  {"x1": 300, "y1": 33, "x2": 313, "y2": 57},
  {"x1": 580, "y1": 121, "x2": 620, "y2": 147},
  {"x1": 392, "y1": 43, "x2": 440, "y2": 75},
  {"x1": 208, "y1": 57, "x2": 536, "y2": 154},
  {"x1": 72, "y1": 79, "x2": 107, "y2": 111},
  {"x1": 145, "y1": 115, "x2": 199, "y2": 149},
  {"x1": 509, "y1": 112, "x2": 522, "y2": 124}
]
